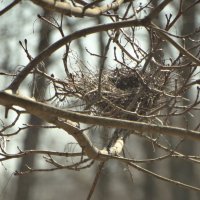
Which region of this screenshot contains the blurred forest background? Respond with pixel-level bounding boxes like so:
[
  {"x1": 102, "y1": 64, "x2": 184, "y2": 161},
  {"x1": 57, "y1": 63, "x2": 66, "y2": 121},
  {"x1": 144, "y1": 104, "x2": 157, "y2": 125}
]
[{"x1": 1, "y1": 0, "x2": 200, "y2": 200}]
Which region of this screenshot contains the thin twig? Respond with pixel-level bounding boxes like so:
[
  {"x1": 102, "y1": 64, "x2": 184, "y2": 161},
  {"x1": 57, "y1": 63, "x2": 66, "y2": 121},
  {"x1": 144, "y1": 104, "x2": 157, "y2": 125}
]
[
  {"x1": 128, "y1": 162, "x2": 200, "y2": 192},
  {"x1": 86, "y1": 162, "x2": 105, "y2": 200}
]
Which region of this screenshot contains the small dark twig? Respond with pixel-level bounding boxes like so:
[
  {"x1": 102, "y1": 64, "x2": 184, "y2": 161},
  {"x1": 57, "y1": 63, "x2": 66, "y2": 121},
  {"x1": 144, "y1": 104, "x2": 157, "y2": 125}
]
[{"x1": 86, "y1": 162, "x2": 105, "y2": 200}]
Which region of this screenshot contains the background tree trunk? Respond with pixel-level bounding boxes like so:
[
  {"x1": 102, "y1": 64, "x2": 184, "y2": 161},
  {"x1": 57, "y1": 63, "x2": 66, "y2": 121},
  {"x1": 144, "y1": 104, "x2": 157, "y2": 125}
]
[
  {"x1": 170, "y1": 1, "x2": 197, "y2": 199},
  {"x1": 14, "y1": 10, "x2": 52, "y2": 200}
]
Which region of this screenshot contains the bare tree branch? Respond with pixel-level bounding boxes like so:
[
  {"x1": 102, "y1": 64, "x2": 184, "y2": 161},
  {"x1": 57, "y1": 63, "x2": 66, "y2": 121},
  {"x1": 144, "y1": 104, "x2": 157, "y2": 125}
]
[
  {"x1": 0, "y1": 0, "x2": 21, "y2": 16},
  {"x1": 7, "y1": 17, "x2": 149, "y2": 93},
  {"x1": 128, "y1": 162, "x2": 200, "y2": 192},
  {"x1": 31, "y1": 0, "x2": 124, "y2": 17},
  {"x1": 1, "y1": 91, "x2": 200, "y2": 143}
]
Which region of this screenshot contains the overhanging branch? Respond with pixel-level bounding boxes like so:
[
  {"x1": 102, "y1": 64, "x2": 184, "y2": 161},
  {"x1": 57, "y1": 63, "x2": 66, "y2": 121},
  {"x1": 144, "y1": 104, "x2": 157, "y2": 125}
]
[
  {"x1": 1, "y1": 91, "x2": 200, "y2": 142},
  {"x1": 31, "y1": 0, "x2": 124, "y2": 17}
]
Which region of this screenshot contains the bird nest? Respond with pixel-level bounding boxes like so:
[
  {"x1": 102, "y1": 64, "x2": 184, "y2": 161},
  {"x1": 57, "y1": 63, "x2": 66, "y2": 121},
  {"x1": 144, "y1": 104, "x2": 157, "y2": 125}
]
[{"x1": 61, "y1": 67, "x2": 166, "y2": 120}]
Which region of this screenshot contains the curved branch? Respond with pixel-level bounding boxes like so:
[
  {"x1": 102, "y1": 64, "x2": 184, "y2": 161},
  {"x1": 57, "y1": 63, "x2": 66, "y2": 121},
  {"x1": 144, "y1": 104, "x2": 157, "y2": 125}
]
[
  {"x1": 50, "y1": 117, "x2": 100, "y2": 159},
  {"x1": 7, "y1": 18, "x2": 149, "y2": 92}
]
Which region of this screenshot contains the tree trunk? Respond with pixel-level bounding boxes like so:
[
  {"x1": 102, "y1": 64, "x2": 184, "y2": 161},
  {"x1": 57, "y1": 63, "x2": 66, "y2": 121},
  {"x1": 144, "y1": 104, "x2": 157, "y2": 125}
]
[
  {"x1": 170, "y1": 1, "x2": 197, "y2": 199},
  {"x1": 14, "y1": 10, "x2": 52, "y2": 200}
]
